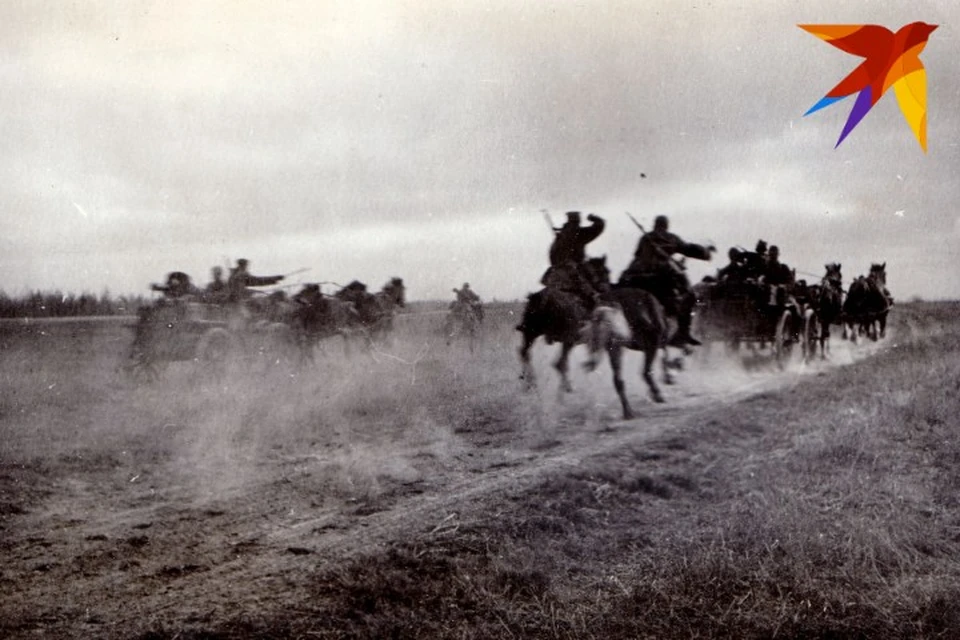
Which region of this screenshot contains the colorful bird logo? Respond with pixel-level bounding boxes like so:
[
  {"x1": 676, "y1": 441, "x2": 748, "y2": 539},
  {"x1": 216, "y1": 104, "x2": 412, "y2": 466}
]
[{"x1": 799, "y1": 22, "x2": 937, "y2": 152}]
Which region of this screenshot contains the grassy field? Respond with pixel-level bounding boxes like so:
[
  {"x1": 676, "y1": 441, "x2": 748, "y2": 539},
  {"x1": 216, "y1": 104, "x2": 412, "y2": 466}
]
[{"x1": 1, "y1": 301, "x2": 959, "y2": 638}]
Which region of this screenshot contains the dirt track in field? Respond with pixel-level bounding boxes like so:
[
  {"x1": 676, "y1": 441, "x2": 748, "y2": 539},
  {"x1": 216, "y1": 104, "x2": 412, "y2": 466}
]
[{"x1": 0, "y1": 312, "x2": 893, "y2": 638}]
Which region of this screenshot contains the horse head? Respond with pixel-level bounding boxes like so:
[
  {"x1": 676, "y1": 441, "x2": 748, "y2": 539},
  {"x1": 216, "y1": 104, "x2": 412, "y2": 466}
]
[
  {"x1": 823, "y1": 262, "x2": 842, "y2": 285},
  {"x1": 869, "y1": 262, "x2": 886, "y2": 286}
]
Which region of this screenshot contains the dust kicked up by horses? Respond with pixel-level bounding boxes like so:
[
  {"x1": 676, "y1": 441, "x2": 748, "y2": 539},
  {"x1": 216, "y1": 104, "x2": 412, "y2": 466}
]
[{"x1": 125, "y1": 214, "x2": 893, "y2": 420}]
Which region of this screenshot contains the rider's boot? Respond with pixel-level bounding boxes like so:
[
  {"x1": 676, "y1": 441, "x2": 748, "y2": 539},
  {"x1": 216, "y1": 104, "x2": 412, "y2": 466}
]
[{"x1": 670, "y1": 310, "x2": 701, "y2": 347}]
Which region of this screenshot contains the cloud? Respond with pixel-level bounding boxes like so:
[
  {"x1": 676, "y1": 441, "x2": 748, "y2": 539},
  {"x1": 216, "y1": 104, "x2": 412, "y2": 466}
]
[{"x1": 2, "y1": 0, "x2": 960, "y2": 300}]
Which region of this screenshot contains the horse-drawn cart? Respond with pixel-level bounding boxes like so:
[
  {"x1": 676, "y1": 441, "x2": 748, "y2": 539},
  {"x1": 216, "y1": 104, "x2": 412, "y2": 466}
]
[
  {"x1": 124, "y1": 298, "x2": 295, "y2": 381},
  {"x1": 692, "y1": 279, "x2": 812, "y2": 368}
]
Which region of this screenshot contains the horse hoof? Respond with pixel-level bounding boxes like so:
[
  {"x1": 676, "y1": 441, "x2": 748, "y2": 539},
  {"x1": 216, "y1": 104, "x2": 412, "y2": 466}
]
[
  {"x1": 652, "y1": 393, "x2": 665, "y2": 404},
  {"x1": 623, "y1": 410, "x2": 635, "y2": 420}
]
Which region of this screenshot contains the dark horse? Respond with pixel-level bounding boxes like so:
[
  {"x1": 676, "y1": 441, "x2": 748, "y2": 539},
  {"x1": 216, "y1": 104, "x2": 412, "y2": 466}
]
[
  {"x1": 335, "y1": 277, "x2": 406, "y2": 345},
  {"x1": 808, "y1": 263, "x2": 844, "y2": 359},
  {"x1": 517, "y1": 257, "x2": 672, "y2": 419},
  {"x1": 270, "y1": 284, "x2": 366, "y2": 361},
  {"x1": 516, "y1": 261, "x2": 602, "y2": 394},
  {"x1": 842, "y1": 263, "x2": 892, "y2": 342}
]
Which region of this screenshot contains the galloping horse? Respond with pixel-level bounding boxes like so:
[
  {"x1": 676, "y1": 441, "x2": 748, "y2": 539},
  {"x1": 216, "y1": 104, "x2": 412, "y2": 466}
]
[
  {"x1": 842, "y1": 263, "x2": 892, "y2": 342},
  {"x1": 444, "y1": 300, "x2": 482, "y2": 351},
  {"x1": 517, "y1": 256, "x2": 672, "y2": 419},
  {"x1": 335, "y1": 277, "x2": 406, "y2": 345},
  {"x1": 516, "y1": 257, "x2": 613, "y2": 394},
  {"x1": 809, "y1": 263, "x2": 844, "y2": 358},
  {"x1": 280, "y1": 284, "x2": 366, "y2": 359},
  {"x1": 582, "y1": 282, "x2": 672, "y2": 419}
]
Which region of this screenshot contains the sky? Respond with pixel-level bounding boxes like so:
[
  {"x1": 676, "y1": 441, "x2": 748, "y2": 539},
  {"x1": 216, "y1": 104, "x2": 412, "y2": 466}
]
[{"x1": 2, "y1": 0, "x2": 959, "y2": 301}]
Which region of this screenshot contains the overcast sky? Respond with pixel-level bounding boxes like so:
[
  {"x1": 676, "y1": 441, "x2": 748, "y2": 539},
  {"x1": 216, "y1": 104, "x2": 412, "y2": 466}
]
[{"x1": 3, "y1": 0, "x2": 959, "y2": 301}]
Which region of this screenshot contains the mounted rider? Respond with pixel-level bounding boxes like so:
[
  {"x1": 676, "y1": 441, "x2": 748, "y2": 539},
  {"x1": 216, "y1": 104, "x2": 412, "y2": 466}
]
[
  {"x1": 224, "y1": 258, "x2": 285, "y2": 330},
  {"x1": 151, "y1": 271, "x2": 201, "y2": 300},
  {"x1": 226, "y1": 259, "x2": 285, "y2": 303},
  {"x1": 452, "y1": 282, "x2": 484, "y2": 322},
  {"x1": 540, "y1": 211, "x2": 606, "y2": 307},
  {"x1": 618, "y1": 215, "x2": 714, "y2": 347}
]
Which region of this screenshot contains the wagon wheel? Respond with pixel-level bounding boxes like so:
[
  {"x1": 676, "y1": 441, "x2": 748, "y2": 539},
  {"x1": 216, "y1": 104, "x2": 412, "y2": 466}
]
[
  {"x1": 802, "y1": 308, "x2": 819, "y2": 363},
  {"x1": 194, "y1": 327, "x2": 235, "y2": 377},
  {"x1": 773, "y1": 309, "x2": 796, "y2": 370}
]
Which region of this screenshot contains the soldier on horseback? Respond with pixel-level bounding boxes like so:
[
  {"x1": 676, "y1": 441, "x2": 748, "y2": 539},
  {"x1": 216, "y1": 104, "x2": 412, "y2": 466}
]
[
  {"x1": 541, "y1": 211, "x2": 606, "y2": 307},
  {"x1": 452, "y1": 283, "x2": 484, "y2": 322},
  {"x1": 151, "y1": 271, "x2": 201, "y2": 299},
  {"x1": 619, "y1": 215, "x2": 714, "y2": 347},
  {"x1": 226, "y1": 259, "x2": 285, "y2": 303}
]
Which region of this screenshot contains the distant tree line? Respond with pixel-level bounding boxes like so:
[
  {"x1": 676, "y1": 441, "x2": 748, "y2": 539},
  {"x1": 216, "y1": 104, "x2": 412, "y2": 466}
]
[{"x1": 0, "y1": 290, "x2": 148, "y2": 318}]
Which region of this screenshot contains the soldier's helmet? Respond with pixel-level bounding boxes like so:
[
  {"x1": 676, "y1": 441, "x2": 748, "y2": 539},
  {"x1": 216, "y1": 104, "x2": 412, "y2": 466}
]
[
  {"x1": 769, "y1": 245, "x2": 780, "y2": 258},
  {"x1": 212, "y1": 266, "x2": 223, "y2": 277},
  {"x1": 565, "y1": 211, "x2": 581, "y2": 224},
  {"x1": 237, "y1": 258, "x2": 249, "y2": 268},
  {"x1": 755, "y1": 240, "x2": 768, "y2": 254},
  {"x1": 462, "y1": 282, "x2": 470, "y2": 289},
  {"x1": 654, "y1": 215, "x2": 669, "y2": 231},
  {"x1": 728, "y1": 247, "x2": 741, "y2": 261}
]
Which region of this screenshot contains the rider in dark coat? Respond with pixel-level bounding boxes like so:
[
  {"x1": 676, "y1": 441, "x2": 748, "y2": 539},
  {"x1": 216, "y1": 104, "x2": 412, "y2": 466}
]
[
  {"x1": 742, "y1": 240, "x2": 769, "y2": 281},
  {"x1": 717, "y1": 247, "x2": 748, "y2": 282},
  {"x1": 151, "y1": 271, "x2": 200, "y2": 299},
  {"x1": 452, "y1": 283, "x2": 484, "y2": 322},
  {"x1": 762, "y1": 246, "x2": 794, "y2": 287},
  {"x1": 541, "y1": 211, "x2": 606, "y2": 307},
  {"x1": 619, "y1": 215, "x2": 714, "y2": 346},
  {"x1": 226, "y1": 259, "x2": 284, "y2": 303}
]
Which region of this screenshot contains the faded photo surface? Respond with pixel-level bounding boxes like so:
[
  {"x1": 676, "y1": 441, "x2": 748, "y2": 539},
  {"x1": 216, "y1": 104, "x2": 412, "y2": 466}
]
[{"x1": 2, "y1": 2, "x2": 960, "y2": 638}]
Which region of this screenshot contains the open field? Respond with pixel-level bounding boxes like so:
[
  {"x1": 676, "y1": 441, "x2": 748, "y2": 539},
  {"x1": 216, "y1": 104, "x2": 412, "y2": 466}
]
[{"x1": 2, "y1": 301, "x2": 960, "y2": 638}]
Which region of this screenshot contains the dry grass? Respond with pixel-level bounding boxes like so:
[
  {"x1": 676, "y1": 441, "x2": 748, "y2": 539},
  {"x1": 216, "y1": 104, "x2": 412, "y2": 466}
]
[{"x1": 245, "y1": 303, "x2": 960, "y2": 639}]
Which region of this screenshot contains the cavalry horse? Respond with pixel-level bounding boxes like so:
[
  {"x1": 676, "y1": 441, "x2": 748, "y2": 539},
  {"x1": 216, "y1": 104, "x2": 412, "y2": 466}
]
[
  {"x1": 842, "y1": 263, "x2": 892, "y2": 342},
  {"x1": 582, "y1": 281, "x2": 673, "y2": 419},
  {"x1": 444, "y1": 300, "x2": 483, "y2": 351},
  {"x1": 516, "y1": 256, "x2": 672, "y2": 419},
  {"x1": 808, "y1": 263, "x2": 844, "y2": 359},
  {"x1": 335, "y1": 277, "x2": 406, "y2": 346},
  {"x1": 269, "y1": 284, "x2": 366, "y2": 361}
]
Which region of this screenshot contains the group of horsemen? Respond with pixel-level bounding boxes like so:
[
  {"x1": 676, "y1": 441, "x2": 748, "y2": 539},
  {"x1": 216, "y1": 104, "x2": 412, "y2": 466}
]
[
  {"x1": 540, "y1": 211, "x2": 801, "y2": 348},
  {"x1": 147, "y1": 213, "x2": 806, "y2": 347},
  {"x1": 149, "y1": 259, "x2": 374, "y2": 326},
  {"x1": 149, "y1": 258, "x2": 478, "y2": 330}
]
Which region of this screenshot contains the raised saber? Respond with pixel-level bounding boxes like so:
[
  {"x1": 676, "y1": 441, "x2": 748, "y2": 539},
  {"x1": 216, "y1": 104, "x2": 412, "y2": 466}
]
[{"x1": 541, "y1": 209, "x2": 558, "y2": 235}]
